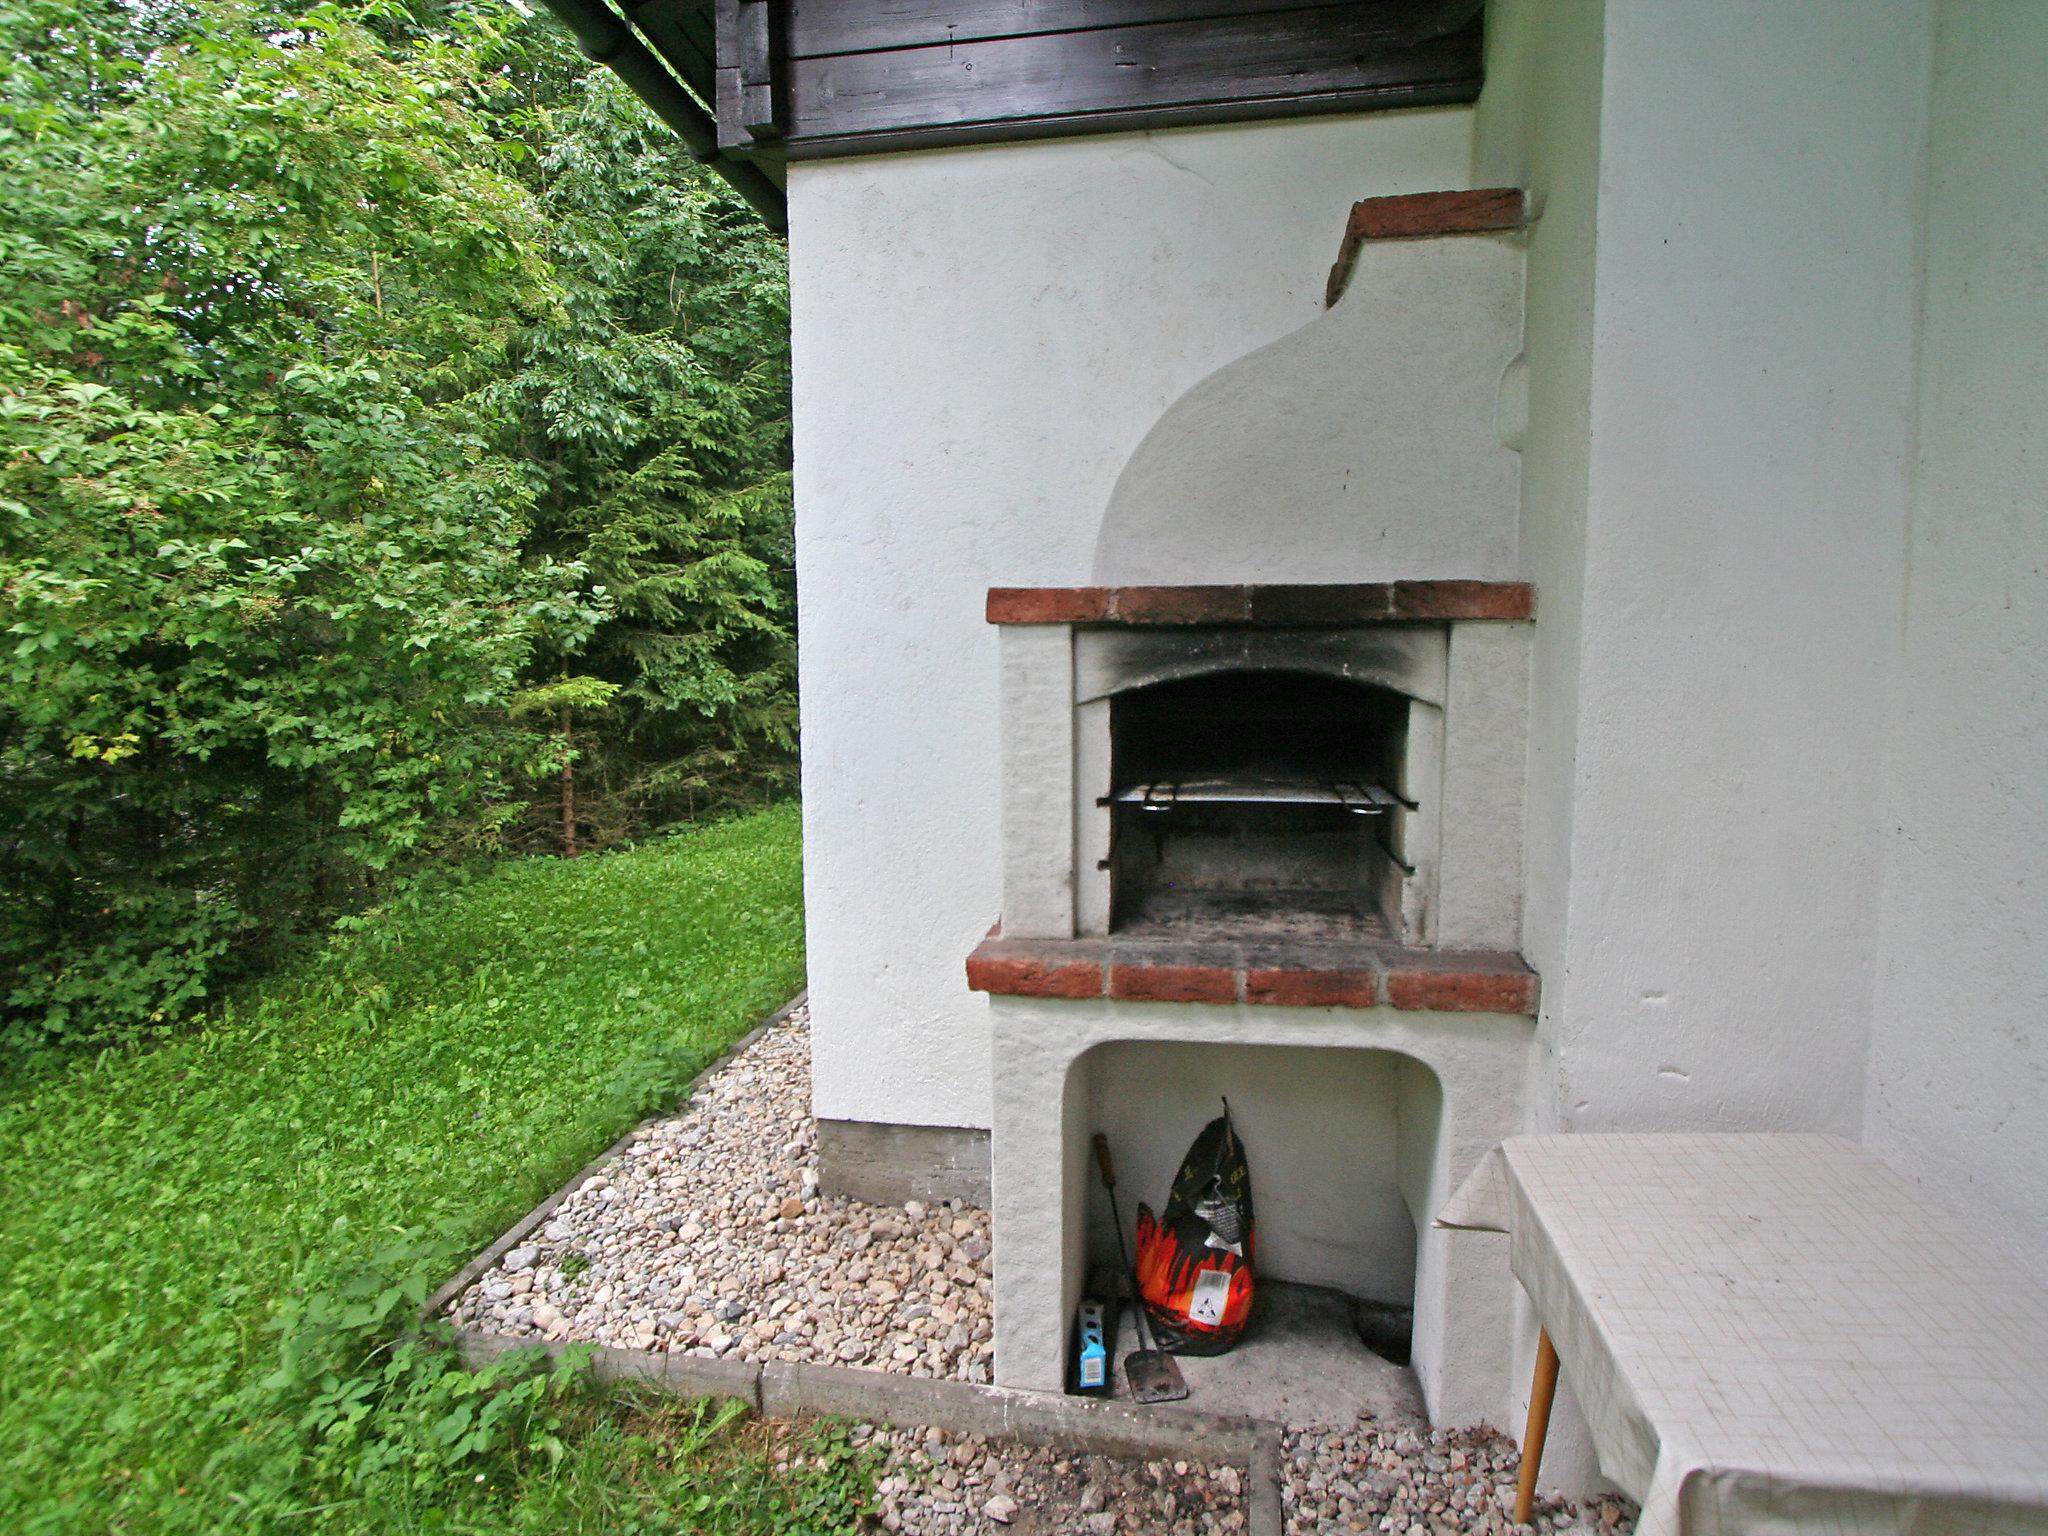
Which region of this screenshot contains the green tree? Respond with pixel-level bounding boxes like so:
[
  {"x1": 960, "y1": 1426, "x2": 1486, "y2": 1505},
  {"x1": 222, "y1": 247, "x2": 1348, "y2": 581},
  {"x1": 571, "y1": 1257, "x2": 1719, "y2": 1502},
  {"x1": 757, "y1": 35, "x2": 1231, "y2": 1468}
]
[
  {"x1": 0, "y1": 0, "x2": 798, "y2": 1044},
  {"x1": 0, "y1": 1, "x2": 599, "y2": 1042},
  {"x1": 487, "y1": 55, "x2": 797, "y2": 847}
]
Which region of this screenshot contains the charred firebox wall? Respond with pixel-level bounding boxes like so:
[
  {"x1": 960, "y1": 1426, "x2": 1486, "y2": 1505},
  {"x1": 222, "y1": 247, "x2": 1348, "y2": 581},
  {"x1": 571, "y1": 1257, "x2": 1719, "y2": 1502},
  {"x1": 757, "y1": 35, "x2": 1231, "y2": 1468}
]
[
  {"x1": 1058, "y1": 622, "x2": 1456, "y2": 949},
  {"x1": 1108, "y1": 671, "x2": 1412, "y2": 941}
]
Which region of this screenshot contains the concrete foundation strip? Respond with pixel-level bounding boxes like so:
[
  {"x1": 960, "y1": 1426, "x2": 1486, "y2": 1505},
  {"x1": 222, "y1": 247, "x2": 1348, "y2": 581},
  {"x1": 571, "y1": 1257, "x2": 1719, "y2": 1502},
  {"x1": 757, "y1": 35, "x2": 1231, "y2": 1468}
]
[
  {"x1": 425, "y1": 987, "x2": 1285, "y2": 1536},
  {"x1": 454, "y1": 1328, "x2": 1284, "y2": 1536}
]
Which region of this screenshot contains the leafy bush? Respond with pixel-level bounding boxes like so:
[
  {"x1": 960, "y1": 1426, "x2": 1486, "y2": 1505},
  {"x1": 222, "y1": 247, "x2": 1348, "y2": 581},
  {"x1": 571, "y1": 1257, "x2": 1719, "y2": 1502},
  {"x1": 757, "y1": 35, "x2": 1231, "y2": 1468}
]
[
  {"x1": 263, "y1": 1230, "x2": 597, "y2": 1501},
  {"x1": 0, "y1": 3, "x2": 798, "y2": 1043},
  {"x1": 0, "y1": 2, "x2": 604, "y2": 1043},
  {"x1": 0, "y1": 806, "x2": 827, "y2": 1532}
]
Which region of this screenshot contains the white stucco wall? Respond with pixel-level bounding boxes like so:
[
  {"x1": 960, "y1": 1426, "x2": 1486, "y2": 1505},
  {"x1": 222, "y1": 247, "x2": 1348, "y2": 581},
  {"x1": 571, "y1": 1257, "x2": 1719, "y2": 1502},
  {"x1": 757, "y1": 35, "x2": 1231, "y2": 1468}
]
[
  {"x1": 1091, "y1": 229, "x2": 1525, "y2": 584},
  {"x1": 1468, "y1": 0, "x2": 1603, "y2": 1135},
  {"x1": 1467, "y1": 2, "x2": 1943, "y2": 1490},
  {"x1": 1540, "y1": 1, "x2": 1933, "y2": 1138},
  {"x1": 789, "y1": 110, "x2": 1479, "y2": 1128},
  {"x1": 785, "y1": 0, "x2": 2048, "y2": 1470},
  {"x1": 1865, "y1": 0, "x2": 2048, "y2": 1283},
  {"x1": 1465, "y1": 0, "x2": 1611, "y2": 1490}
]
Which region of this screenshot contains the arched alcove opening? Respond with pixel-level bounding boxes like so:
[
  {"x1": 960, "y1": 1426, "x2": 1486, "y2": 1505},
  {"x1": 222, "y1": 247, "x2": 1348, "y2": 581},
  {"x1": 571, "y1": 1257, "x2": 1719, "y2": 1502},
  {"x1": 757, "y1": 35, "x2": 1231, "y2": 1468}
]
[{"x1": 1072, "y1": 1037, "x2": 1446, "y2": 1422}]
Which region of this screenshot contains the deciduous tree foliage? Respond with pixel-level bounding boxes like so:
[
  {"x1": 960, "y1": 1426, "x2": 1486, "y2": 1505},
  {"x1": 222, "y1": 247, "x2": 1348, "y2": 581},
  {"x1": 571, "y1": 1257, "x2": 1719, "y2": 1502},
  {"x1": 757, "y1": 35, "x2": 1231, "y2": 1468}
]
[{"x1": 0, "y1": 0, "x2": 795, "y2": 1043}]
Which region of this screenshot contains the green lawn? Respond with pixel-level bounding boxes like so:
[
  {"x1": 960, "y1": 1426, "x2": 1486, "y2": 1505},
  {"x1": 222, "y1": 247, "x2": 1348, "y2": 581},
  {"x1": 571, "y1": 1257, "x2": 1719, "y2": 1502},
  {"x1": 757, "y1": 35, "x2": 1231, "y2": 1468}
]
[{"x1": 0, "y1": 802, "x2": 864, "y2": 1533}]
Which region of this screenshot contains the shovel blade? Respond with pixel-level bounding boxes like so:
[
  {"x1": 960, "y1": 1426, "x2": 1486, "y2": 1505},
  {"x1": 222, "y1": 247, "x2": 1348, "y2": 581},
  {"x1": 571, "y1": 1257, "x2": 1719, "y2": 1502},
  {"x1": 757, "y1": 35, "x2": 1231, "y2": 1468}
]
[{"x1": 1124, "y1": 1349, "x2": 1188, "y2": 1404}]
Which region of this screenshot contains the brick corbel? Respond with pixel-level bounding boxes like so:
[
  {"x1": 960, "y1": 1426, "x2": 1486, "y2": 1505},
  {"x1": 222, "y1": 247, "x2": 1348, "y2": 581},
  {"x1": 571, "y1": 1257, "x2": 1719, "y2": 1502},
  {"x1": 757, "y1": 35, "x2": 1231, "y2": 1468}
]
[{"x1": 1325, "y1": 187, "x2": 1529, "y2": 307}]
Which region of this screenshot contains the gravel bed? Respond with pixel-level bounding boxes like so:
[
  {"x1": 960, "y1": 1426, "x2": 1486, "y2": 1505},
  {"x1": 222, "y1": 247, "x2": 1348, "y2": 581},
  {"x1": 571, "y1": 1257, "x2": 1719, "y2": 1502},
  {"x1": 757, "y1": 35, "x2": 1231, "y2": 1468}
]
[
  {"x1": 845, "y1": 1421, "x2": 1248, "y2": 1536},
  {"x1": 449, "y1": 1005, "x2": 996, "y2": 1379},
  {"x1": 1280, "y1": 1417, "x2": 1636, "y2": 1535},
  {"x1": 454, "y1": 1007, "x2": 1639, "y2": 1534}
]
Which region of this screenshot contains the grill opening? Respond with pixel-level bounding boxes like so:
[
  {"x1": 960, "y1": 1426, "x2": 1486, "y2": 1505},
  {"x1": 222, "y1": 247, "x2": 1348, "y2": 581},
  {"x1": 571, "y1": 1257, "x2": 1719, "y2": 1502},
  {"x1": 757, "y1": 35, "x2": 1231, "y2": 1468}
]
[{"x1": 1107, "y1": 670, "x2": 1412, "y2": 940}]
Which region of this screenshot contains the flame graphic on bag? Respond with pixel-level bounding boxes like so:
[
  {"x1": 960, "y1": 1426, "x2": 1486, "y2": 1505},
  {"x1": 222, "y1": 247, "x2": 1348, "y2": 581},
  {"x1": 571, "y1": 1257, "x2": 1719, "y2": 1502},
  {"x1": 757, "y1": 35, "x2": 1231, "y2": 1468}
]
[{"x1": 1134, "y1": 1102, "x2": 1255, "y2": 1355}]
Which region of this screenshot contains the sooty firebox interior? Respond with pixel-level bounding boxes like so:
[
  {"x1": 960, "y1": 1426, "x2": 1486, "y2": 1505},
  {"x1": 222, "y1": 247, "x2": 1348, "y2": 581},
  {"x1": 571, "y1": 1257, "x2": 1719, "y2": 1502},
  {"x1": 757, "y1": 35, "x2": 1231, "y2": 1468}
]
[{"x1": 1107, "y1": 671, "x2": 1412, "y2": 941}]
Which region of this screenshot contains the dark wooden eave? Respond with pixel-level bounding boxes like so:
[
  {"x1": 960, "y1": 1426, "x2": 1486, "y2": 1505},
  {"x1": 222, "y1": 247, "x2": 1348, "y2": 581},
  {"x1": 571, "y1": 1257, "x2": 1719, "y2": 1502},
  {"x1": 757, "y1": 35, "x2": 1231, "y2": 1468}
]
[
  {"x1": 537, "y1": 0, "x2": 788, "y2": 230},
  {"x1": 600, "y1": 1, "x2": 1482, "y2": 176},
  {"x1": 551, "y1": 3, "x2": 1491, "y2": 234}
]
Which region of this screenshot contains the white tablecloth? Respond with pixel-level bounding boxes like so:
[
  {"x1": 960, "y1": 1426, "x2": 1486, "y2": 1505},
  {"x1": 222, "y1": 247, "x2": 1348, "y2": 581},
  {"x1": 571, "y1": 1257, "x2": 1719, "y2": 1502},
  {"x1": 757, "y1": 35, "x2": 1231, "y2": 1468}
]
[{"x1": 1439, "y1": 1134, "x2": 2048, "y2": 1536}]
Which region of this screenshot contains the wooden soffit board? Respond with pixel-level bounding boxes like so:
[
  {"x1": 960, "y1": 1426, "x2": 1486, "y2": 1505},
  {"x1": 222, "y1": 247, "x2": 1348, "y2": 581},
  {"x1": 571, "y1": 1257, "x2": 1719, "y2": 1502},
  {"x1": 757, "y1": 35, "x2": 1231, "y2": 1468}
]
[{"x1": 690, "y1": 0, "x2": 1485, "y2": 160}]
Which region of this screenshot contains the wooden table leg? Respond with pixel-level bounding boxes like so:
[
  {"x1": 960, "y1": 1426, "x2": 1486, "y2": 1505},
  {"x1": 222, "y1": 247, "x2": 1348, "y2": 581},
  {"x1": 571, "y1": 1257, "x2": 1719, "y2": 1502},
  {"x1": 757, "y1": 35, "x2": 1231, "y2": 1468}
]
[{"x1": 1513, "y1": 1327, "x2": 1561, "y2": 1525}]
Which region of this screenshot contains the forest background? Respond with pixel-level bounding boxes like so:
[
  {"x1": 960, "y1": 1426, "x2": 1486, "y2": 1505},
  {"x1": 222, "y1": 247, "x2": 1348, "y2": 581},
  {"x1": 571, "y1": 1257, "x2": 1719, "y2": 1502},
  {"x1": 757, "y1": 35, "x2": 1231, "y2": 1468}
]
[{"x1": 0, "y1": 0, "x2": 796, "y2": 1048}]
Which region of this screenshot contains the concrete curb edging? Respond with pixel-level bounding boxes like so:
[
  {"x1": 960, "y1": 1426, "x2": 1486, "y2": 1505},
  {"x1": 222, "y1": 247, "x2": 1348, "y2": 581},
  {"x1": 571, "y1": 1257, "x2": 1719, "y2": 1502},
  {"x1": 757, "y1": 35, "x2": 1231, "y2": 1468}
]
[
  {"x1": 419, "y1": 989, "x2": 809, "y2": 1327},
  {"x1": 453, "y1": 1327, "x2": 1284, "y2": 1536},
  {"x1": 427, "y1": 985, "x2": 1284, "y2": 1535},
  {"x1": 1248, "y1": 1426, "x2": 1284, "y2": 1536}
]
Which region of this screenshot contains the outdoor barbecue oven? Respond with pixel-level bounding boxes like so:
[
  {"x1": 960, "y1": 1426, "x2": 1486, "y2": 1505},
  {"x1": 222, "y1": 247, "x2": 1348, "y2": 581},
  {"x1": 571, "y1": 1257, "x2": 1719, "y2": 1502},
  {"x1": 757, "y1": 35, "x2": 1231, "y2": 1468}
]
[{"x1": 958, "y1": 166, "x2": 1540, "y2": 1421}]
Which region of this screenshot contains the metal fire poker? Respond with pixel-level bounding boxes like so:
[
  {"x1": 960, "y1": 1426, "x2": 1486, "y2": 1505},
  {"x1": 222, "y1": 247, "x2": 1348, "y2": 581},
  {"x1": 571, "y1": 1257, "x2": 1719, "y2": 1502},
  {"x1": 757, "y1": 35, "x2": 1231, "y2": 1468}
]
[{"x1": 1092, "y1": 1133, "x2": 1189, "y2": 1404}]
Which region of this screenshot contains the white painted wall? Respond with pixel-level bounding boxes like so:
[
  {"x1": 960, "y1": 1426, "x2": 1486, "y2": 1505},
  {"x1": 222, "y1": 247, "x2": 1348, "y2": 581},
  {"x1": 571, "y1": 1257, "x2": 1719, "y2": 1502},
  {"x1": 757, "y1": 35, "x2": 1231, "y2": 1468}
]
[
  {"x1": 1092, "y1": 229, "x2": 1525, "y2": 584},
  {"x1": 1865, "y1": 0, "x2": 2048, "y2": 1283},
  {"x1": 1466, "y1": 4, "x2": 1610, "y2": 1489},
  {"x1": 1467, "y1": 0, "x2": 1941, "y2": 1492},
  {"x1": 1460, "y1": 0, "x2": 2048, "y2": 1324},
  {"x1": 1468, "y1": 0, "x2": 1603, "y2": 1135},
  {"x1": 789, "y1": 110, "x2": 1478, "y2": 1129},
  {"x1": 786, "y1": 0, "x2": 2048, "y2": 1468},
  {"x1": 1541, "y1": 1, "x2": 1932, "y2": 1138}
]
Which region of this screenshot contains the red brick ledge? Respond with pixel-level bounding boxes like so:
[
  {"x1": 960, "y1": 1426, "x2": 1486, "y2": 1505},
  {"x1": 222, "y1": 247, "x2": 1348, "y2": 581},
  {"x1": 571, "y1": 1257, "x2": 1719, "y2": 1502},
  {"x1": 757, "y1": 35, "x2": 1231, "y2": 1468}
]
[
  {"x1": 986, "y1": 581, "x2": 1532, "y2": 627},
  {"x1": 966, "y1": 931, "x2": 1536, "y2": 1015},
  {"x1": 1326, "y1": 187, "x2": 1529, "y2": 306}
]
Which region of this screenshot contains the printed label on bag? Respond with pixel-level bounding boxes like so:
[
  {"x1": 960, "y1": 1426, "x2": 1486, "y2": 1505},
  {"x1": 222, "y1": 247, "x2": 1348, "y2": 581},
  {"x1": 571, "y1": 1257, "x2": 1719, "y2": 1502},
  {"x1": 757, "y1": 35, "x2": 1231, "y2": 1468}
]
[{"x1": 1188, "y1": 1268, "x2": 1231, "y2": 1327}]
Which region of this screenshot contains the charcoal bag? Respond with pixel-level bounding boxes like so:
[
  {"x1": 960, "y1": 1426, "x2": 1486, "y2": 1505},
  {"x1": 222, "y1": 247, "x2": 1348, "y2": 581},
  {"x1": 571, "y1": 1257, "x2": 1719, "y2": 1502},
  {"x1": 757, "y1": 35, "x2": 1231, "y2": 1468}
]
[{"x1": 1134, "y1": 1102, "x2": 1255, "y2": 1354}]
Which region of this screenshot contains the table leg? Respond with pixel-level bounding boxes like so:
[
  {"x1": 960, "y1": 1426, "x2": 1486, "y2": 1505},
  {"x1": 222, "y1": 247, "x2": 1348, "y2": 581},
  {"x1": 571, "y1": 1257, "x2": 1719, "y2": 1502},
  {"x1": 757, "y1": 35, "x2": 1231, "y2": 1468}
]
[{"x1": 1513, "y1": 1327, "x2": 1561, "y2": 1525}]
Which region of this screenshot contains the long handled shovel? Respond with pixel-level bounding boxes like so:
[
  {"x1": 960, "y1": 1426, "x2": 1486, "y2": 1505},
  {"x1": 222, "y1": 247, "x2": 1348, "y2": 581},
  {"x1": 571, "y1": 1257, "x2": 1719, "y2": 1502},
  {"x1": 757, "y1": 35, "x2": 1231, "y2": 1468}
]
[{"x1": 1093, "y1": 1133, "x2": 1188, "y2": 1404}]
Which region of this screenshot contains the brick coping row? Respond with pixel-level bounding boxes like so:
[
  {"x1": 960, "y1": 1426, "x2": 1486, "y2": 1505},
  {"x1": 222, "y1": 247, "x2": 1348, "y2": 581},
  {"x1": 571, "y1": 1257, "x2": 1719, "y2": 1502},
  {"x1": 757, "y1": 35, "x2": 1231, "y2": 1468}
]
[
  {"x1": 986, "y1": 580, "x2": 1533, "y2": 627},
  {"x1": 966, "y1": 930, "x2": 1537, "y2": 1016}
]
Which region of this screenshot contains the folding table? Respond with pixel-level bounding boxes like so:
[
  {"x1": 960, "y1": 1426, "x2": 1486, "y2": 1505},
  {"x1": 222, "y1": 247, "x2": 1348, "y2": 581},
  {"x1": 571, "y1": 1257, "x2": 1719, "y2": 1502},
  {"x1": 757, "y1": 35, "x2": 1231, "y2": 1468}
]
[{"x1": 1439, "y1": 1134, "x2": 2048, "y2": 1536}]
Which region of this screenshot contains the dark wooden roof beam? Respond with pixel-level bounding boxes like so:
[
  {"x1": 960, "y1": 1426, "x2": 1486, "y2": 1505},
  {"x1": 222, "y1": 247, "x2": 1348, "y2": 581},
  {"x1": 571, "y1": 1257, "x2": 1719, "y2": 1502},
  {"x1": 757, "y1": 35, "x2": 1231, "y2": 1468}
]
[
  {"x1": 536, "y1": 0, "x2": 787, "y2": 230},
  {"x1": 721, "y1": 0, "x2": 1486, "y2": 161}
]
